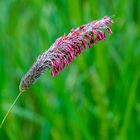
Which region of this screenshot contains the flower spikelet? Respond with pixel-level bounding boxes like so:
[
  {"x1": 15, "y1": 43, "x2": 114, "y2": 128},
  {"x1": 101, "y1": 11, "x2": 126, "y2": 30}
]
[{"x1": 19, "y1": 16, "x2": 113, "y2": 92}]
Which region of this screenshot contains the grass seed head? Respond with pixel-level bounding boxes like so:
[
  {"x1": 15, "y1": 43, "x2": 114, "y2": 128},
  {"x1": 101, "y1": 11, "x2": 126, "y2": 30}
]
[{"x1": 19, "y1": 16, "x2": 113, "y2": 92}]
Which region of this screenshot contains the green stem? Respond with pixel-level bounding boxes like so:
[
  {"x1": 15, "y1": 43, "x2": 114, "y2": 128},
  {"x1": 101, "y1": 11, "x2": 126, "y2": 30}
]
[{"x1": 0, "y1": 91, "x2": 23, "y2": 128}]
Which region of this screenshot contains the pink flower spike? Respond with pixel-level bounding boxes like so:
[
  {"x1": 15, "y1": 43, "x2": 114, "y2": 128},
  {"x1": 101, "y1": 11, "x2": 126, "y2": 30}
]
[{"x1": 19, "y1": 16, "x2": 113, "y2": 92}]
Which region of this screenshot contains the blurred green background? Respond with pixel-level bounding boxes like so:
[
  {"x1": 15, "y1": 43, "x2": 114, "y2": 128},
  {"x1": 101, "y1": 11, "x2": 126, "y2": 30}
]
[{"x1": 0, "y1": 0, "x2": 140, "y2": 140}]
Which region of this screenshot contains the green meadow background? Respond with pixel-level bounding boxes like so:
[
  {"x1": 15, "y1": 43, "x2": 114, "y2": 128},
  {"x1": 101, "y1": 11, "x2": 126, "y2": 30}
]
[{"x1": 0, "y1": 0, "x2": 140, "y2": 140}]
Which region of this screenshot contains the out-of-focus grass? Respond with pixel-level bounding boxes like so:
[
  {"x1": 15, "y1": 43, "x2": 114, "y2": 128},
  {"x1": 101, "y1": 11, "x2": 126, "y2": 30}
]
[{"x1": 0, "y1": 0, "x2": 140, "y2": 140}]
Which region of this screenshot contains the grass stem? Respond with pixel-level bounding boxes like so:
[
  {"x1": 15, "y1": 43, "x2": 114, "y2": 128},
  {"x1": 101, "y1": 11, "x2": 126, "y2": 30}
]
[{"x1": 0, "y1": 91, "x2": 23, "y2": 128}]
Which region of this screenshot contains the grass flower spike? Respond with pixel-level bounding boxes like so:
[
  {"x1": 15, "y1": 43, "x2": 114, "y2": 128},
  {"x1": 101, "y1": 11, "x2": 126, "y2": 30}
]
[
  {"x1": 0, "y1": 16, "x2": 113, "y2": 128},
  {"x1": 19, "y1": 16, "x2": 113, "y2": 92}
]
